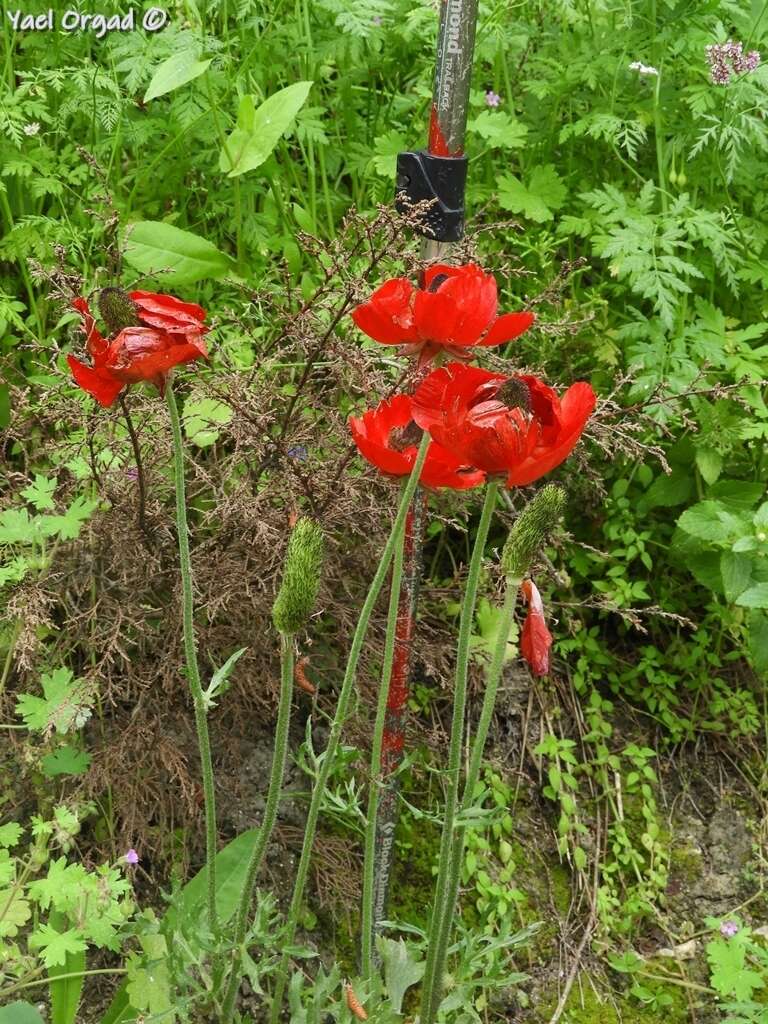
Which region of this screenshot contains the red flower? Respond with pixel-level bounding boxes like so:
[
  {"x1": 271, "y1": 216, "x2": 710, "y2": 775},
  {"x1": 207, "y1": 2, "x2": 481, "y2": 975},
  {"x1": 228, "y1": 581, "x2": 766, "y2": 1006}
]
[
  {"x1": 519, "y1": 579, "x2": 552, "y2": 676},
  {"x1": 349, "y1": 393, "x2": 485, "y2": 490},
  {"x1": 412, "y1": 362, "x2": 595, "y2": 487},
  {"x1": 351, "y1": 264, "x2": 534, "y2": 365},
  {"x1": 67, "y1": 291, "x2": 208, "y2": 407}
]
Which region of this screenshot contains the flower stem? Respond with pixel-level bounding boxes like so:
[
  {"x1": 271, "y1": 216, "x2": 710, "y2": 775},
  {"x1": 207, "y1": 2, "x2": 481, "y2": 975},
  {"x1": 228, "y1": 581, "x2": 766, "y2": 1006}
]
[
  {"x1": 165, "y1": 384, "x2": 219, "y2": 936},
  {"x1": 423, "y1": 571, "x2": 522, "y2": 1024},
  {"x1": 221, "y1": 634, "x2": 295, "y2": 1021},
  {"x1": 420, "y1": 479, "x2": 499, "y2": 1019},
  {"x1": 268, "y1": 434, "x2": 431, "y2": 1024},
  {"x1": 361, "y1": 491, "x2": 409, "y2": 981}
]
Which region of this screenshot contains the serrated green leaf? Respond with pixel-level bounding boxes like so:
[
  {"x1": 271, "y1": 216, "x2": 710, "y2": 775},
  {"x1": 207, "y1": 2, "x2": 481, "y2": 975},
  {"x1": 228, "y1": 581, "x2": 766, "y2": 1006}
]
[
  {"x1": 182, "y1": 397, "x2": 233, "y2": 447},
  {"x1": 21, "y1": 474, "x2": 56, "y2": 511},
  {"x1": 720, "y1": 551, "x2": 752, "y2": 602},
  {"x1": 29, "y1": 924, "x2": 87, "y2": 968},
  {"x1": 0, "y1": 822, "x2": 22, "y2": 848},
  {"x1": 379, "y1": 936, "x2": 424, "y2": 1014},
  {"x1": 0, "y1": 889, "x2": 31, "y2": 937},
  {"x1": 736, "y1": 583, "x2": 768, "y2": 609},
  {"x1": 41, "y1": 746, "x2": 92, "y2": 777}
]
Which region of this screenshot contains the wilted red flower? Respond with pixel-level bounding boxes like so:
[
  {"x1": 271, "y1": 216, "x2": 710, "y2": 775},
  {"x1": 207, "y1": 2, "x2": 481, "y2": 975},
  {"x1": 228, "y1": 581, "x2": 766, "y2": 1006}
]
[
  {"x1": 412, "y1": 363, "x2": 595, "y2": 487},
  {"x1": 67, "y1": 290, "x2": 208, "y2": 407},
  {"x1": 351, "y1": 264, "x2": 534, "y2": 365},
  {"x1": 520, "y1": 579, "x2": 552, "y2": 676},
  {"x1": 349, "y1": 393, "x2": 485, "y2": 490}
]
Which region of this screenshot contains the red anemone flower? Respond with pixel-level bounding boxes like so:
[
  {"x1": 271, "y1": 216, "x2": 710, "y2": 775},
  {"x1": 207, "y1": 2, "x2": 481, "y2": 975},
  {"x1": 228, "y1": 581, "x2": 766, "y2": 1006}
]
[
  {"x1": 67, "y1": 290, "x2": 209, "y2": 408},
  {"x1": 351, "y1": 264, "x2": 535, "y2": 365},
  {"x1": 412, "y1": 362, "x2": 595, "y2": 487},
  {"x1": 349, "y1": 393, "x2": 485, "y2": 490},
  {"x1": 519, "y1": 579, "x2": 552, "y2": 676}
]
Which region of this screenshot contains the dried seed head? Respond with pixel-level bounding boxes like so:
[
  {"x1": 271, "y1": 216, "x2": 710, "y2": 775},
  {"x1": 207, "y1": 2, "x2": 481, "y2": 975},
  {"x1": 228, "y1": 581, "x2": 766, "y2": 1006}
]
[
  {"x1": 272, "y1": 518, "x2": 325, "y2": 635},
  {"x1": 501, "y1": 485, "x2": 566, "y2": 579}
]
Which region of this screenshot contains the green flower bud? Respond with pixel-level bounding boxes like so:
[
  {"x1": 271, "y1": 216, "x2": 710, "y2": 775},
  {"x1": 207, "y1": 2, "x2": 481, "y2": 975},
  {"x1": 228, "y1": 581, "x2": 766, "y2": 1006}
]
[
  {"x1": 272, "y1": 518, "x2": 325, "y2": 635},
  {"x1": 98, "y1": 288, "x2": 140, "y2": 333},
  {"x1": 501, "y1": 485, "x2": 566, "y2": 579}
]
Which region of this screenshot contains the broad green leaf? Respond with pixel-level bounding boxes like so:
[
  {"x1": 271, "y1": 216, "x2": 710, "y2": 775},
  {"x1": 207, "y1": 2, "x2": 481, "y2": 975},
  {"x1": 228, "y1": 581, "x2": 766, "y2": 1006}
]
[
  {"x1": 124, "y1": 222, "x2": 234, "y2": 285},
  {"x1": 468, "y1": 110, "x2": 528, "y2": 149},
  {"x1": 370, "y1": 128, "x2": 408, "y2": 178},
  {"x1": 736, "y1": 583, "x2": 768, "y2": 609},
  {"x1": 720, "y1": 551, "x2": 752, "y2": 602},
  {"x1": 220, "y1": 82, "x2": 313, "y2": 177},
  {"x1": 639, "y1": 471, "x2": 693, "y2": 511},
  {"x1": 695, "y1": 447, "x2": 722, "y2": 485},
  {"x1": 21, "y1": 474, "x2": 56, "y2": 511},
  {"x1": 748, "y1": 611, "x2": 768, "y2": 673},
  {"x1": 143, "y1": 52, "x2": 212, "y2": 103},
  {"x1": 42, "y1": 746, "x2": 92, "y2": 777},
  {"x1": 754, "y1": 501, "x2": 768, "y2": 529},
  {"x1": 16, "y1": 668, "x2": 94, "y2": 734},
  {"x1": 677, "y1": 501, "x2": 743, "y2": 543},
  {"x1": 709, "y1": 480, "x2": 765, "y2": 510},
  {"x1": 0, "y1": 1004, "x2": 45, "y2": 1024},
  {"x1": 100, "y1": 829, "x2": 259, "y2": 1024},
  {"x1": 182, "y1": 397, "x2": 233, "y2": 447}
]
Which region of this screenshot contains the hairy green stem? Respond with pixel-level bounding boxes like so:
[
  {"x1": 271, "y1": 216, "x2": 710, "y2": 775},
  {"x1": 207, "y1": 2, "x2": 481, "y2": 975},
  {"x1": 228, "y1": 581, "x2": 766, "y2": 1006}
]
[
  {"x1": 166, "y1": 384, "x2": 219, "y2": 935},
  {"x1": 269, "y1": 434, "x2": 430, "y2": 1024},
  {"x1": 424, "y1": 573, "x2": 521, "y2": 1024},
  {"x1": 360, "y1": 493, "x2": 408, "y2": 980},
  {"x1": 221, "y1": 634, "x2": 295, "y2": 1021},
  {"x1": 420, "y1": 479, "x2": 499, "y2": 1016}
]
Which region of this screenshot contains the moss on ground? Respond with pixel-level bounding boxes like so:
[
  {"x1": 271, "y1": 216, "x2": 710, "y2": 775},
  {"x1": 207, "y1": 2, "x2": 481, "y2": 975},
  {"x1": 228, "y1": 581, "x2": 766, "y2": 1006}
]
[{"x1": 540, "y1": 974, "x2": 691, "y2": 1023}]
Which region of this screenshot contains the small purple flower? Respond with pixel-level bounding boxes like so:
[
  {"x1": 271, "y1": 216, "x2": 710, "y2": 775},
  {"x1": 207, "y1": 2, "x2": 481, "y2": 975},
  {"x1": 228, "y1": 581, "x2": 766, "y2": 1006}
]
[
  {"x1": 124, "y1": 848, "x2": 139, "y2": 865},
  {"x1": 720, "y1": 920, "x2": 739, "y2": 938},
  {"x1": 706, "y1": 39, "x2": 761, "y2": 84},
  {"x1": 125, "y1": 466, "x2": 139, "y2": 481},
  {"x1": 287, "y1": 445, "x2": 308, "y2": 461},
  {"x1": 485, "y1": 90, "x2": 502, "y2": 108}
]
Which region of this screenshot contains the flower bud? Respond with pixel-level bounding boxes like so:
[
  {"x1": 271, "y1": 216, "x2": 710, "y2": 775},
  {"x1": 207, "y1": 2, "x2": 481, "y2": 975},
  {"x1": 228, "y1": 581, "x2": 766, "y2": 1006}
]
[
  {"x1": 98, "y1": 288, "x2": 140, "y2": 333},
  {"x1": 501, "y1": 485, "x2": 566, "y2": 579},
  {"x1": 272, "y1": 518, "x2": 325, "y2": 635}
]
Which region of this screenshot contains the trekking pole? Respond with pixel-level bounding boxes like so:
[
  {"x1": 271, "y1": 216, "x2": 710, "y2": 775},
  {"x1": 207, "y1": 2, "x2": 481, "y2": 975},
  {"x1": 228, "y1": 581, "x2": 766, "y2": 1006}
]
[{"x1": 369, "y1": 0, "x2": 481, "y2": 959}]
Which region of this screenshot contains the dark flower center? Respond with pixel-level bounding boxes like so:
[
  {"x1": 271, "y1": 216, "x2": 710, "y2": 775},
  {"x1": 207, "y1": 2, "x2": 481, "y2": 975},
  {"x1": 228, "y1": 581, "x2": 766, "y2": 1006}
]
[
  {"x1": 427, "y1": 273, "x2": 449, "y2": 293},
  {"x1": 495, "y1": 378, "x2": 531, "y2": 413},
  {"x1": 390, "y1": 420, "x2": 424, "y2": 450},
  {"x1": 98, "y1": 288, "x2": 140, "y2": 334}
]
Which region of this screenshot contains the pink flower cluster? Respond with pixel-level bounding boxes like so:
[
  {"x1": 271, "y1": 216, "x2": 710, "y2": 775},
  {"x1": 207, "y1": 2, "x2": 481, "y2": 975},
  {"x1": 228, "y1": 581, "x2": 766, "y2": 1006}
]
[{"x1": 706, "y1": 39, "x2": 761, "y2": 85}]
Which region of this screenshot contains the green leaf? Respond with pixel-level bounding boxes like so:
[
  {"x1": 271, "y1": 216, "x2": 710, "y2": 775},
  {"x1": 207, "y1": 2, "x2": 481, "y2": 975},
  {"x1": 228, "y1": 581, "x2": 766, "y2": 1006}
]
[
  {"x1": 16, "y1": 667, "x2": 94, "y2": 734},
  {"x1": 709, "y1": 480, "x2": 765, "y2": 511},
  {"x1": 677, "y1": 501, "x2": 743, "y2": 543},
  {"x1": 720, "y1": 551, "x2": 752, "y2": 602},
  {"x1": 203, "y1": 647, "x2": 247, "y2": 709},
  {"x1": 49, "y1": 912, "x2": 85, "y2": 1024},
  {"x1": 220, "y1": 82, "x2": 313, "y2": 177},
  {"x1": 753, "y1": 501, "x2": 768, "y2": 529},
  {"x1": 736, "y1": 583, "x2": 768, "y2": 609},
  {"x1": 498, "y1": 164, "x2": 566, "y2": 222},
  {"x1": 468, "y1": 110, "x2": 528, "y2": 149},
  {"x1": 42, "y1": 496, "x2": 98, "y2": 541},
  {"x1": 100, "y1": 829, "x2": 260, "y2": 1024},
  {"x1": 143, "y1": 52, "x2": 212, "y2": 103},
  {"x1": 41, "y1": 746, "x2": 92, "y2": 777},
  {"x1": 124, "y1": 222, "x2": 234, "y2": 285},
  {"x1": 0, "y1": 888, "x2": 31, "y2": 936},
  {"x1": 748, "y1": 611, "x2": 768, "y2": 673},
  {"x1": 638, "y1": 471, "x2": 693, "y2": 511},
  {"x1": 0, "y1": 822, "x2": 22, "y2": 848},
  {"x1": 21, "y1": 474, "x2": 56, "y2": 511},
  {"x1": 695, "y1": 447, "x2": 722, "y2": 485},
  {"x1": 379, "y1": 937, "x2": 424, "y2": 1014},
  {"x1": 0, "y1": 1004, "x2": 45, "y2": 1024},
  {"x1": 29, "y1": 924, "x2": 87, "y2": 968},
  {"x1": 182, "y1": 397, "x2": 233, "y2": 447}
]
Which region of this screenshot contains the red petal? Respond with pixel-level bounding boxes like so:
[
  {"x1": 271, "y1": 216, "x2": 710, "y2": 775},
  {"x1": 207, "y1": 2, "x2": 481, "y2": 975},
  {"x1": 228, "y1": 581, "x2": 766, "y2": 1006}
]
[
  {"x1": 480, "y1": 311, "x2": 535, "y2": 347},
  {"x1": 67, "y1": 354, "x2": 124, "y2": 407},
  {"x1": 111, "y1": 343, "x2": 207, "y2": 384},
  {"x1": 351, "y1": 279, "x2": 418, "y2": 345},
  {"x1": 520, "y1": 608, "x2": 552, "y2": 676},
  {"x1": 72, "y1": 296, "x2": 108, "y2": 361},
  {"x1": 130, "y1": 291, "x2": 207, "y2": 324}
]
